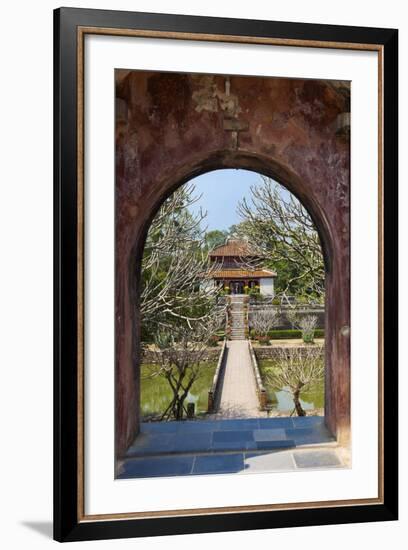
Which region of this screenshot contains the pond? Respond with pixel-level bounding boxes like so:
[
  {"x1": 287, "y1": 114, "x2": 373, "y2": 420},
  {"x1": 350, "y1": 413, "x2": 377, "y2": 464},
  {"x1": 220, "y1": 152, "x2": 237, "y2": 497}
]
[
  {"x1": 140, "y1": 362, "x2": 216, "y2": 420},
  {"x1": 258, "y1": 359, "x2": 324, "y2": 413}
]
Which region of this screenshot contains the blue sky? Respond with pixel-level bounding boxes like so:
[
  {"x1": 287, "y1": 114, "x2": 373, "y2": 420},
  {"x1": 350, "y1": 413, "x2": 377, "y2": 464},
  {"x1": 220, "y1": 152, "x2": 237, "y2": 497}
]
[{"x1": 188, "y1": 169, "x2": 264, "y2": 232}]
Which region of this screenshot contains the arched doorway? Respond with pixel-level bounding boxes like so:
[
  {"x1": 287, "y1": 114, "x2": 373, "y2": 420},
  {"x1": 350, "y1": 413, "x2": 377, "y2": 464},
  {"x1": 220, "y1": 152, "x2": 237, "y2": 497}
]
[{"x1": 115, "y1": 70, "x2": 350, "y2": 457}]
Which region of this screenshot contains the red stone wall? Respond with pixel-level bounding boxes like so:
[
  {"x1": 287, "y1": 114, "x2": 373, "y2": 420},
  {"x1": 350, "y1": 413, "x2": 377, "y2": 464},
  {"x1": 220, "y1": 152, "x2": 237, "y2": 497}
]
[{"x1": 115, "y1": 70, "x2": 350, "y2": 456}]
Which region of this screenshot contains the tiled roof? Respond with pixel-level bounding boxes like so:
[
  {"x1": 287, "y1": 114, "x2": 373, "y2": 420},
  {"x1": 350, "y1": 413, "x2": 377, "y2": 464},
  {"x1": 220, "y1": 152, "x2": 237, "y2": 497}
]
[
  {"x1": 211, "y1": 268, "x2": 276, "y2": 279},
  {"x1": 209, "y1": 239, "x2": 256, "y2": 257}
]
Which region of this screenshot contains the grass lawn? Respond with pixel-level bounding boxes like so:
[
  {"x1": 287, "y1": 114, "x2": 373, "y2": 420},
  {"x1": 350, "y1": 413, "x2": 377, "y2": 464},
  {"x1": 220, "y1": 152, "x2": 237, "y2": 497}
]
[
  {"x1": 141, "y1": 362, "x2": 217, "y2": 420},
  {"x1": 258, "y1": 359, "x2": 324, "y2": 413}
]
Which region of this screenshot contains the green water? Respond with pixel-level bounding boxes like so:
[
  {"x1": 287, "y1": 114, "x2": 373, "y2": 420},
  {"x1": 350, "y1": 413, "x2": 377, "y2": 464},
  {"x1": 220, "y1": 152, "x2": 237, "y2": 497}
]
[
  {"x1": 141, "y1": 362, "x2": 216, "y2": 420},
  {"x1": 259, "y1": 359, "x2": 324, "y2": 412}
]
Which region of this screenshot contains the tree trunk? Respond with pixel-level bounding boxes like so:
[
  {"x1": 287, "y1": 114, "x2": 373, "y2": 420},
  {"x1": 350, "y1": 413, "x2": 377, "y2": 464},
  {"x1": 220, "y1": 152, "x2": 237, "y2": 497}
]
[
  {"x1": 293, "y1": 388, "x2": 306, "y2": 416},
  {"x1": 173, "y1": 399, "x2": 184, "y2": 420}
]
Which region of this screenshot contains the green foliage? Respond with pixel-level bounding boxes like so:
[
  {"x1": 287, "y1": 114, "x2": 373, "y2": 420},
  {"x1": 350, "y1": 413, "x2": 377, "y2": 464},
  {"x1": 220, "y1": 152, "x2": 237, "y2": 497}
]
[
  {"x1": 248, "y1": 285, "x2": 260, "y2": 297},
  {"x1": 251, "y1": 328, "x2": 324, "y2": 340},
  {"x1": 141, "y1": 362, "x2": 216, "y2": 419},
  {"x1": 258, "y1": 359, "x2": 324, "y2": 412},
  {"x1": 269, "y1": 329, "x2": 324, "y2": 340},
  {"x1": 237, "y1": 177, "x2": 325, "y2": 302},
  {"x1": 204, "y1": 229, "x2": 229, "y2": 251},
  {"x1": 207, "y1": 335, "x2": 220, "y2": 347},
  {"x1": 141, "y1": 183, "x2": 220, "y2": 341}
]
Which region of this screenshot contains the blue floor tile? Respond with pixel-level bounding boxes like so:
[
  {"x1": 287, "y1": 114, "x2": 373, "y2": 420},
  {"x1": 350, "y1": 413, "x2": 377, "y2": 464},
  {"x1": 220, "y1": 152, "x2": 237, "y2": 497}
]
[
  {"x1": 258, "y1": 417, "x2": 294, "y2": 429},
  {"x1": 286, "y1": 427, "x2": 334, "y2": 446},
  {"x1": 212, "y1": 430, "x2": 253, "y2": 443},
  {"x1": 292, "y1": 416, "x2": 325, "y2": 428},
  {"x1": 253, "y1": 428, "x2": 287, "y2": 441},
  {"x1": 213, "y1": 440, "x2": 257, "y2": 451},
  {"x1": 174, "y1": 432, "x2": 213, "y2": 452},
  {"x1": 175, "y1": 421, "x2": 218, "y2": 433},
  {"x1": 126, "y1": 433, "x2": 176, "y2": 456},
  {"x1": 119, "y1": 455, "x2": 194, "y2": 478},
  {"x1": 193, "y1": 453, "x2": 244, "y2": 475},
  {"x1": 140, "y1": 422, "x2": 179, "y2": 434},
  {"x1": 255, "y1": 439, "x2": 295, "y2": 450},
  {"x1": 216, "y1": 419, "x2": 260, "y2": 431}
]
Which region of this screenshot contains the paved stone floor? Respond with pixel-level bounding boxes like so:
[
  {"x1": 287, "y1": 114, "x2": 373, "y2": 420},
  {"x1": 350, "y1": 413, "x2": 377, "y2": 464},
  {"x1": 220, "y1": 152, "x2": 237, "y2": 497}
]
[
  {"x1": 118, "y1": 416, "x2": 343, "y2": 479},
  {"x1": 212, "y1": 340, "x2": 267, "y2": 419}
]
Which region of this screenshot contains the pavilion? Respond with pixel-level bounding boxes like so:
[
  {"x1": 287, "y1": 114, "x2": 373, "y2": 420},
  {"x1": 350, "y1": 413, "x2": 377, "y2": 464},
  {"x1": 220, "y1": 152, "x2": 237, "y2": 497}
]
[{"x1": 207, "y1": 237, "x2": 276, "y2": 295}]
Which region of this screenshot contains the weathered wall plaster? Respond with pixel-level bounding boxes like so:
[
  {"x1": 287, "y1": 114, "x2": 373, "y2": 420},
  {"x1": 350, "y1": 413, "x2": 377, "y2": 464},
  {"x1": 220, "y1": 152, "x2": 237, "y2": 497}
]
[{"x1": 115, "y1": 70, "x2": 350, "y2": 456}]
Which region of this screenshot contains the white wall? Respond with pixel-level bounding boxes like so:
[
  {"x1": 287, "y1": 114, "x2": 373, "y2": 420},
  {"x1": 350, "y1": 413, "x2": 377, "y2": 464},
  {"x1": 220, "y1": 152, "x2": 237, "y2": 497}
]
[
  {"x1": 0, "y1": 1, "x2": 406, "y2": 548},
  {"x1": 260, "y1": 278, "x2": 275, "y2": 296}
]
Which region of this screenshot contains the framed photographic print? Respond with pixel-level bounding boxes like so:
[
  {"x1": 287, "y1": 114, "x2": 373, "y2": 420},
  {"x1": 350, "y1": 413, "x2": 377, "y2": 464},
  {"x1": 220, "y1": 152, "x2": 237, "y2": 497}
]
[{"x1": 54, "y1": 7, "x2": 398, "y2": 542}]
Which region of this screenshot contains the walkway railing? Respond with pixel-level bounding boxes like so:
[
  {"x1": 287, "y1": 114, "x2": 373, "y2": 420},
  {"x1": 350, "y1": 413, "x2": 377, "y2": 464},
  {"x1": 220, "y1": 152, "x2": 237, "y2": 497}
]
[
  {"x1": 248, "y1": 340, "x2": 268, "y2": 410},
  {"x1": 207, "y1": 339, "x2": 227, "y2": 413}
]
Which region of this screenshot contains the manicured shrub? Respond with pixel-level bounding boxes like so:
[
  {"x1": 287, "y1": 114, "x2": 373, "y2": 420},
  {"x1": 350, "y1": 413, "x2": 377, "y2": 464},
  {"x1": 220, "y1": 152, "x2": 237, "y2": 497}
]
[{"x1": 267, "y1": 329, "x2": 324, "y2": 340}]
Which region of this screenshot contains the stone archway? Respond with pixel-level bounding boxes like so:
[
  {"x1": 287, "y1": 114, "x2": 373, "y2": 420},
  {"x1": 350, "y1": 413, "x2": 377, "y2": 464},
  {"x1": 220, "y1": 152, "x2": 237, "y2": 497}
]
[{"x1": 115, "y1": 71, "x2": 350, "y2": 457}]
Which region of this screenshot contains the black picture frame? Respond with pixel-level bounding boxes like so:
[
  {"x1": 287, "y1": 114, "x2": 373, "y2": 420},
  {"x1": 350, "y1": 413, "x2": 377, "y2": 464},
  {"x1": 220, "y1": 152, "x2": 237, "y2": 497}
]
[{"x1": 54, "y1": 7, "x2": 398, "y2": 542}]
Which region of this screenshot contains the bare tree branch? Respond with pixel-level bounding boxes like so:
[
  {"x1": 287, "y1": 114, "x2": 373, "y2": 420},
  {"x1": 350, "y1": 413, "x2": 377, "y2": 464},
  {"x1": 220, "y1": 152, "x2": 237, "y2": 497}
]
[
  {"x1": 249, "y1": 308, "x2": 280, "y2": 337},
  {"x1": 264, "y1": 346, "x2": 324, "y2": 416},
  {"x1": 141, "y1": 183, "x2": 222, "y2": 332},
  {"x1": 147, "y1": 314, "x2": 225, "y2": 420},
  {"x1": 237, "y1": 176, "x2": 325, "y2": 301}
]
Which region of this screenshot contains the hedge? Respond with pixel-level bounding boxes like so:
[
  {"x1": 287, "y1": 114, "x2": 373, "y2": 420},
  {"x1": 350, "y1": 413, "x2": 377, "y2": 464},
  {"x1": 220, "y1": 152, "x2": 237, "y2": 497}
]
[{"x1": 250, "y1": 329, "x2": 325, "y2": 340}]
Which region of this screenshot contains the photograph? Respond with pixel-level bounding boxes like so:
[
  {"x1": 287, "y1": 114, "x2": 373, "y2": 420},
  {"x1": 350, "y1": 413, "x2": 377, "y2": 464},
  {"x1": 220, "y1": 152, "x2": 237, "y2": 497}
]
[
  {"x1": 115, "y1": 70, "x2": 351, "y2": 480},
  {"x1": 51, "y1": 6, "x2": 398, "y2": 542}
]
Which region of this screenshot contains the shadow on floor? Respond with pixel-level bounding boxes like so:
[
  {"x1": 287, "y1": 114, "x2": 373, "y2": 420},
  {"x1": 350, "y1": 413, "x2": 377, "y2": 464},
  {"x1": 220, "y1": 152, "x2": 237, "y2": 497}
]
[
  {"x1": 118, "y1": 416, "x2": 341, "y2": 480},
  {"x1": 21, "y1": 521, "x2": 53, "y2": 539}
]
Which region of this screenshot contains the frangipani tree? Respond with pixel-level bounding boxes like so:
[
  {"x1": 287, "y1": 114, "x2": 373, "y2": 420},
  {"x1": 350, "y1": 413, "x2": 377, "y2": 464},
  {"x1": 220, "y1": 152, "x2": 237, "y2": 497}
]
[
  {"x1": 238, "y1": 176, "x2": 325, "y2": 302},
  {"x1": 250, "y1": 308, "x2": 280, "y2": 341},
  {"x1": 147, "y1": 313, "x2": 225, "y2": 420},
  {"x1": 265, "y1": 346, "x2": 324, "y2": 416},
  {"x1": 141, "y1": 182, "x2": 221, "y2": 336}
]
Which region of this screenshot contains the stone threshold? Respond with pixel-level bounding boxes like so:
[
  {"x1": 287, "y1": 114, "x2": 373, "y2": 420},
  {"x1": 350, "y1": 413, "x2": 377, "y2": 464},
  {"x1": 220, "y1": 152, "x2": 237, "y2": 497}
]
[
  {"x1": 124, "y1": 416, "x2": 336, "y2": 459},
  {"x1": 118, "y1": 444, "x2": 346, "y2": 479}
]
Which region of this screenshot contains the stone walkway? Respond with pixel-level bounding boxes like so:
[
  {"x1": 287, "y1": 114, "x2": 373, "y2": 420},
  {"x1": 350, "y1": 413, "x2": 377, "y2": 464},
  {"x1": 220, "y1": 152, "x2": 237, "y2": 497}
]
[
  {"x1": 118, "y1": 416, "x2": 341, "y2": 479},
  {"x1": 214, "y1": 340, "x2": 266, "y2": 419}
]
